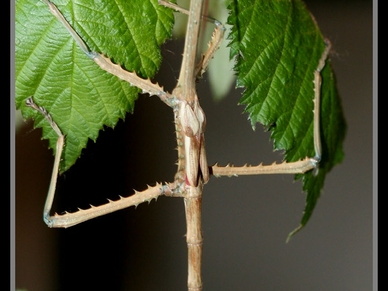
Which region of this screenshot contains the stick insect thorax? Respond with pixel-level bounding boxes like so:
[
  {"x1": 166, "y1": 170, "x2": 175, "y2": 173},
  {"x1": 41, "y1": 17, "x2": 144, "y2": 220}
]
[{"x1": 172, "y1": 0, "x2": 210, "y2": 187}]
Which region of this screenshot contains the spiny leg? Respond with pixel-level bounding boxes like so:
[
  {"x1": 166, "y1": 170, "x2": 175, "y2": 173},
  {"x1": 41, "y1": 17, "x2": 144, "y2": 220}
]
[
  {"x1": 211, "y1": 40, "x2": 332, "y2": 177},
  {"x1": 42, "y1": 0, "x2": 175, "y2": 107},
  {"x1": 195, "y1": 18, "x2": 225, "y2": 79},
  {"x1": 158, "y1": 0, "x2": 226, "y2": 78},
  {"x1": 313, "y1": 39, "x2": 332, "y2": 162},
  {"x1": 25, "y1": 97, "x2": 64, "y2": 224},
  {"x1": 26, "y1": 97, "x2": 180, "y2": 228}
]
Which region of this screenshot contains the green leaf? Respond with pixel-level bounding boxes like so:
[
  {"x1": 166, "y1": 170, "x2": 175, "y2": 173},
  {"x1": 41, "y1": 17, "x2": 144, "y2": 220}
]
[
  {"x1": 227, "y1": 0, "x2": 346, "y2": 238},
  {"x1": 15, "y1": 0, "x2": 174, "y2": 172}
]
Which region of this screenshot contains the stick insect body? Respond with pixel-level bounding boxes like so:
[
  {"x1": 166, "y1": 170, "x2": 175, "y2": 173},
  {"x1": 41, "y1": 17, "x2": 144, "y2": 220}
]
[{"x1": 25, "y1": 0, "x2": 331, "y2": 290}]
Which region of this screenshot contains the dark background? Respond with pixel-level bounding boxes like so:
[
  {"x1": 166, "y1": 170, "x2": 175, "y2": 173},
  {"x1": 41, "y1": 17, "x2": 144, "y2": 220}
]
[{"x1": 15, "y1": 0, "x2": 374, "y2": 290}]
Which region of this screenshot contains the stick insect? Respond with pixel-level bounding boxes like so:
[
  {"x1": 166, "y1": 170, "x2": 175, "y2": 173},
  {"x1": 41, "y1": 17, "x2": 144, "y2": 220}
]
[{"x1": 24, "y1": 0, "x2": 332, "y2": 290}]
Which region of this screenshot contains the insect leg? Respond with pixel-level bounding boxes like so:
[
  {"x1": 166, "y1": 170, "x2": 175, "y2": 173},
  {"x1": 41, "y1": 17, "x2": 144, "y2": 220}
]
[
  {"x1": 25, "y1": 97, "x2": 65, "y2": 226},
  {"x1": 211, "y1": 40, "x2": 332, "y2": 177},
  {"x1": 41, "y1": 0, "x2": 174, "y2": 106}
]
